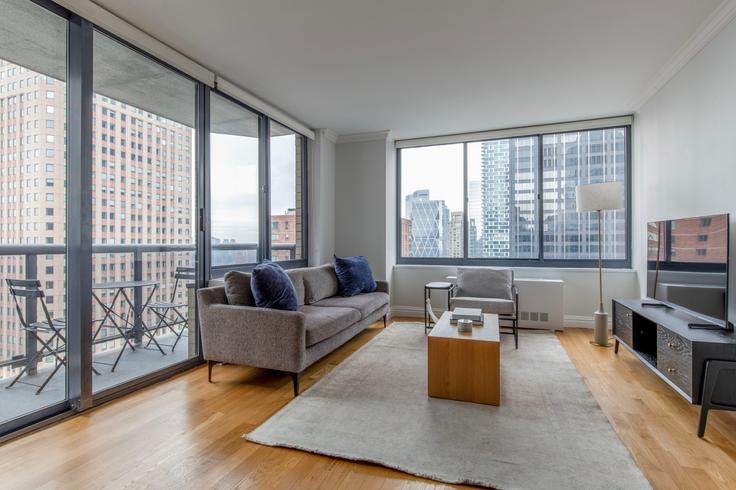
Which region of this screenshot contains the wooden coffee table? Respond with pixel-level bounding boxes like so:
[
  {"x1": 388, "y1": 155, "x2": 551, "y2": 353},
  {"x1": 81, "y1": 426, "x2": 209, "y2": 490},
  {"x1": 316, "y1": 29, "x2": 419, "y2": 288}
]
[{"x1": 427, "y1": 311, "x2": 500, "y2": 406}]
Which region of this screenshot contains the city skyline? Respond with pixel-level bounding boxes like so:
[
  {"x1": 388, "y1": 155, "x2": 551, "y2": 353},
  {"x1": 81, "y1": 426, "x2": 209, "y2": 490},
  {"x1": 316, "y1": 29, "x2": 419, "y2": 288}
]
[{"x1": 401, "y1": 128, "x2": 628, "y2": 260}]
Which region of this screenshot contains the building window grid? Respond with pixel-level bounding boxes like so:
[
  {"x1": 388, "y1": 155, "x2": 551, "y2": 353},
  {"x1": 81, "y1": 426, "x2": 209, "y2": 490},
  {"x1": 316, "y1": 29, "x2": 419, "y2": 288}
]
[{"x1": 397, "y1": 125, "x2": 631, "y2": 267}]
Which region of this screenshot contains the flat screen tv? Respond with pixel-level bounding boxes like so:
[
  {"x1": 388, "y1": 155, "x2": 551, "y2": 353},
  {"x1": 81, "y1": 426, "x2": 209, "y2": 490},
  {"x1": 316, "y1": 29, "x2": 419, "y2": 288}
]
[{"x1": 647, "y1": 213, "x2": 731, "y2": 330}]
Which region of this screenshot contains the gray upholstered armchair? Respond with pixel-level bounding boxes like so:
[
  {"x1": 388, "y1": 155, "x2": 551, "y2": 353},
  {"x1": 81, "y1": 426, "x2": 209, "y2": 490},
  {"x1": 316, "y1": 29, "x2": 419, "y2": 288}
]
[{"x1": 450, "y1": 267, "x2": 519, "y2": 348}]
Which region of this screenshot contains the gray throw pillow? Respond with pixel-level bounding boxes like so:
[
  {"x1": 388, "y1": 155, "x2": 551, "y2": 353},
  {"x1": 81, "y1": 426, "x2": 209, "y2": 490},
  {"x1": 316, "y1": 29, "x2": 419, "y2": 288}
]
[{"x1": 223, "y1": 271, "x2": 255, "y2": 306}]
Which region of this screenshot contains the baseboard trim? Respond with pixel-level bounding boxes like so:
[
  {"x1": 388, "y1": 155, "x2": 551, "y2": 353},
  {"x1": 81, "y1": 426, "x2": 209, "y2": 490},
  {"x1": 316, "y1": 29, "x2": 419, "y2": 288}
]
[{"x1": 563, "y1": 314, "x2": 613, "y2": 329}]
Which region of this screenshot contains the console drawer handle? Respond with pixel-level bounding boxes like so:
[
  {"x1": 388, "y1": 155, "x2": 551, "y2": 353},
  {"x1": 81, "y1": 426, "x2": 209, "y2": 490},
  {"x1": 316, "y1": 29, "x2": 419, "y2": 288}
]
[{"x1": 667, "y1": 368, "x2": 677, "y2": 373}]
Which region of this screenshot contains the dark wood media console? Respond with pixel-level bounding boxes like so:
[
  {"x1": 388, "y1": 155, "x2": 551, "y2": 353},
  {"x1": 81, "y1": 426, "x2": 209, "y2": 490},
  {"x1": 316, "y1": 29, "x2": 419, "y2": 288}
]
[{"x1": 612, "y1": 299, "x2": 736, "y2": 404}]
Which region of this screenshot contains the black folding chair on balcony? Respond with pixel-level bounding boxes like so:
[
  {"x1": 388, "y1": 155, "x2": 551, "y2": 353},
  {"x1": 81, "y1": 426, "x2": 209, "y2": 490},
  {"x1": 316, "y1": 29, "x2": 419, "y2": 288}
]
[
  {"x1": 4, "y1": 279, "x2": 66, "y2": 395},
  {"x1": 145, "y1": 267, "x2": 195, "y2": 352}
]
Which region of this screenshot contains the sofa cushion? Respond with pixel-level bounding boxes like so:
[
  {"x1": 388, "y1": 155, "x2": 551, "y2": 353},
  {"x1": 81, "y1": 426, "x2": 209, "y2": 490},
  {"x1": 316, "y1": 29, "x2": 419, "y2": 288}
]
[
  {"x1": 456, "y1": 267, "x2": 513, "y2": 300},
  {"x1": 223, "y1": 268, "x2": 304, "y2": 307},
  {"x1": 285, "y1": 268, "x2": 306, "y2": 307},
  {"x1": 303, "y1": 264, "x2": 340, "y2": 304},
  {"x1": 223, "y1": 271, "x2": 255, "y2": 306},
  {"x1": 333, "y1": 255, "x2": 377, "y2": 297},
  {"x1": 312, "y1": 292, "x2": 389, "y2": 320},
  {"x1": 450, "y1": 296, "x2": 515, "y2": 316},
  {"x1": 250, "y1": 262, "x2": 298, "y2": 311},
  {"x1": 300, "y1": 305, "x2": 361, "y2": 346}
]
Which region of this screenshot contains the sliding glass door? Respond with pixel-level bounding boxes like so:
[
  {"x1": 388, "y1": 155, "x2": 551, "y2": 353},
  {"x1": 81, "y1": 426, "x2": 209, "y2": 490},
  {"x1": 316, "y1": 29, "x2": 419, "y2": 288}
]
[
  {"x1": 209, "y1": 92, "x2": 261, "y2": 271},
  {"x1": 0, "y1": 0, "x2": 69, "y2": 429},
  {"x1": 90, "y1": 29, "x2": 198, "y2": 393}
]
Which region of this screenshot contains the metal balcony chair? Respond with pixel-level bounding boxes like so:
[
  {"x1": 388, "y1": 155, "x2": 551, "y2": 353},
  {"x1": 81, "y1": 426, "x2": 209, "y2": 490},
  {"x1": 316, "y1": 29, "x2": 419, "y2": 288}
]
[
  {"x1": 449, "y1": 267, "x2": 520, "y2": 348},
  {"x1": 145, "y1": 267, "x2": 195, "y2": 352},
  {"x1": 4, "y1": 279, "x2": 66, "y2": 395}
]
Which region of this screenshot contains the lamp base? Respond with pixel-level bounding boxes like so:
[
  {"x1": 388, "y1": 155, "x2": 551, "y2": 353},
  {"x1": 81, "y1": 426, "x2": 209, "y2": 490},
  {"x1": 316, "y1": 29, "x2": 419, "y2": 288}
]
[{"x1": 590, "y1": 310, "x2": 611, "y2": 348}]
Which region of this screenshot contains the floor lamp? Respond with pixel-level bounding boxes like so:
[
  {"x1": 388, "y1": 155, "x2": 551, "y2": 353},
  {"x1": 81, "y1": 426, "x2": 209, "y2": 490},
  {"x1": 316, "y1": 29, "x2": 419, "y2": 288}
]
[{"x1": 575, "y1": 181, "x2": 624, "y2": 347}]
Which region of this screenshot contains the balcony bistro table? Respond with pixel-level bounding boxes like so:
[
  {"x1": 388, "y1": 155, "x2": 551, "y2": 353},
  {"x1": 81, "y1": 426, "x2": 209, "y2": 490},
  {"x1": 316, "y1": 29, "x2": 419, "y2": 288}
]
[
  {"x1": 92, "y1": 280, "x2": 165, "y2": 372},
  {"x1": 424, "y1": 282, "x2": 453, "y2": 334}
]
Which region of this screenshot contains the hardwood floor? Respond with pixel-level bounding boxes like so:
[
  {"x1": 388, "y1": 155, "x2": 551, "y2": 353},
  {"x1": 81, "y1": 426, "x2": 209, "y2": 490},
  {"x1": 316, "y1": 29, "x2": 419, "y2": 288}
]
[{"x1": 0, "y1": 320, "x2": 734, "y2": 489}]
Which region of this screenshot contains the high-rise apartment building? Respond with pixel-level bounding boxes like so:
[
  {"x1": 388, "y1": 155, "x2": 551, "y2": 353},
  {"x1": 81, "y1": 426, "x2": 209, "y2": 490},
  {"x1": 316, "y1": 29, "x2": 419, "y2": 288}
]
[
  {"x1": 478, "y1": 138, "x2": 536, "y2": 258},
  {"x1": 448, "y1": 211, "x2": 464, "y2": 258},
  {"x1": 541, "y1": 129, "x2": 626, "y2": 259},
  {"x1": 271, "y1": 208, "x2": 296, "y2": 261},
  {"x1": 0, "y1": 56, "x2": 195, "y2": 377}
]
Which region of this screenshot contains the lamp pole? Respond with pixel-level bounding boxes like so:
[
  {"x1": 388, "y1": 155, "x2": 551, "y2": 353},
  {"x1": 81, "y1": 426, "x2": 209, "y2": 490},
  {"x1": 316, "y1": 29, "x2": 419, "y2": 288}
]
[{"x1": 592, "y1": 208, "x2": 611, "y2": 347}]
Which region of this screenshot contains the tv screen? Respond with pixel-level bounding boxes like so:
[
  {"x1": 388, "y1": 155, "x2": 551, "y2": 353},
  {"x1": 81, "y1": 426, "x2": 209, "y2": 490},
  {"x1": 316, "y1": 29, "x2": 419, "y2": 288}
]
[{"x1": 647, "y1": 214, "x2": 729, "y2": 326}]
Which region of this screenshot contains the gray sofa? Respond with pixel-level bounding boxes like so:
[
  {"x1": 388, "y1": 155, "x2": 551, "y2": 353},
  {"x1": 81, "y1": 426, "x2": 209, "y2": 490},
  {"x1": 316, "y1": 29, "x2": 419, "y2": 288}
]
[{"x1": 197, "y1": 264, "x2": 389, "y2": 395}]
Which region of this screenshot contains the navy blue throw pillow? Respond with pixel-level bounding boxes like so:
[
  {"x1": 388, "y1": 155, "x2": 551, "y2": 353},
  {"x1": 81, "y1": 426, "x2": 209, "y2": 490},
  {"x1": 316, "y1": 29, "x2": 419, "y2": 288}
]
[
  {"x1": 250, "y1": 262, "x2": 298, "y2": 311},
  {"x1": 333, "y1": 255, "x2": 377, "y2": 297}
]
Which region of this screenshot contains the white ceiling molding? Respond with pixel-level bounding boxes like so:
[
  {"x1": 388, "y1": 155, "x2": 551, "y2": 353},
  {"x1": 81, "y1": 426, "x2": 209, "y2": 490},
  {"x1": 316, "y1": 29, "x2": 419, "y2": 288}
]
[
  {"x1": 55, "y1": 0, "x2": 215, "y2": 86},
  {"x1": 337, "y1": 130, "x2": 391, "y2": 144},
  {"x1": 216, "y1": 77, "x2": 315, "y2": 140},
  {"x1": 395, "y1": 116, "x2": 633, "y2": 149},
  {"x1": 316, "y1": 129, "x2": 339, "y2": 144},
  {"x1": 631, "y1": 0, "x2": 736, "y2": 110}
]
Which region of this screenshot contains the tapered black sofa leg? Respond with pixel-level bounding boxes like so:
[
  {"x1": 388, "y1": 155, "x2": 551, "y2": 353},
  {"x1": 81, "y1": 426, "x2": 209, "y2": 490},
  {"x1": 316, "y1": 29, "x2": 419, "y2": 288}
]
[
  {"x1": 207, "y1": 360, "x2": 214, "y2": 383},
  {"x1": 291, "y1": 372, "x2": 300, "y2": 396},
  {"x1": 383, "y1": 315, "x2": 387, "y2": 328}
]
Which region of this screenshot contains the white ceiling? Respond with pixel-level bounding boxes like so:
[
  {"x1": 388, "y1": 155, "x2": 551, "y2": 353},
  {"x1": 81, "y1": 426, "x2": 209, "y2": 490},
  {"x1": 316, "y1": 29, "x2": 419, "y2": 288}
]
[{"x1": 93, "y1": 0, "x2": 723, "y2": 140}]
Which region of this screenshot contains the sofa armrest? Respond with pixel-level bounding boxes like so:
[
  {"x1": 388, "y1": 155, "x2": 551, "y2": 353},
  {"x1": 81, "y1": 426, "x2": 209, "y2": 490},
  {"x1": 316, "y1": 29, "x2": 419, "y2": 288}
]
[
  {"x1": 375, "y1": 280, "x2": 390, "y2": 295},
  {"x1": 198, "y1": 301, "x2": 306, "y2": 373}
]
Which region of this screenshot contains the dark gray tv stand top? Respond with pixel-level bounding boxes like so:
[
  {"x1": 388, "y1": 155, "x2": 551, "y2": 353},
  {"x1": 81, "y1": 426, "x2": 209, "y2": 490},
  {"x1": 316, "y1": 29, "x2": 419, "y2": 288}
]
[{"x1": 612, "y1": 299, "x2": 736, "y2": 404}]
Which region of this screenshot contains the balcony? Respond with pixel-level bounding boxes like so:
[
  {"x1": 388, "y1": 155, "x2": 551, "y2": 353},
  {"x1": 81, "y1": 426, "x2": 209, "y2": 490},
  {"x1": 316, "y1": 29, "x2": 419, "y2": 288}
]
[{"x1": 0, "y1": 242, "x2": 297, "y2": 427}]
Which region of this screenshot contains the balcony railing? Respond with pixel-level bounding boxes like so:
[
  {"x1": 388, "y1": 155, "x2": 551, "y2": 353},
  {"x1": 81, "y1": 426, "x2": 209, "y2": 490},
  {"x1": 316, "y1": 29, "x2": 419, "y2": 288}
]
[{"x1": 0, "y1": 242, "x2": 296, "y2": 375}]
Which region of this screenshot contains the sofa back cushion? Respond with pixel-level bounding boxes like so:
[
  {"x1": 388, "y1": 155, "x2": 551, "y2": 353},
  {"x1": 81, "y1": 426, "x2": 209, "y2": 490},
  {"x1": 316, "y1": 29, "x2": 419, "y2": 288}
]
[
  {"x1": 224, "y1": 271, "x2": 255, "y2": 306},
  {"x1": 303, "y1": 264, "x2": 339, "y2": 304},
  {"x1": 223, "y1": 268, "x2": 305, "y2": 306},
  {"x1": 456, "y1": 267, "x2": 513, "y2": 300},
  {"x1": 250, "y1": 262, "x2": 298, "y2": 311}
]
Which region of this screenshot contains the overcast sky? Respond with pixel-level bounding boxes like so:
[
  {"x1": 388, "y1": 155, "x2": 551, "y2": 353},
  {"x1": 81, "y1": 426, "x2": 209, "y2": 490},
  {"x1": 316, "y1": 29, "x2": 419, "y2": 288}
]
[
  {"x1": 400, "y1": 143, "x2": 489, "y2": 218},
  {"x1": 210, "y1": 134, "x2": 296, "y2": 243}
]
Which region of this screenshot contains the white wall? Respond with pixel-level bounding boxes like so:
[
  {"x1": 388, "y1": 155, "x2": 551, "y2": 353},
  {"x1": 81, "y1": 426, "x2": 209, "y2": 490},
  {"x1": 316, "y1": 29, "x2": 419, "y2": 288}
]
[
  {"x1": 636, "y1": 16, "x2": 736, "y2": 324},
  {"x1": 308, "y1": 129, "x2": 336, "y2": 266},
  {"x1": 334, "y1": 134, "x2": 391, "y2": 280},
  {"x1": 392, "y1": 265, "x2": 638, "y2": 326},
  {"x1": 329, "y1": 130, "x2": 640, "y2": 324}
]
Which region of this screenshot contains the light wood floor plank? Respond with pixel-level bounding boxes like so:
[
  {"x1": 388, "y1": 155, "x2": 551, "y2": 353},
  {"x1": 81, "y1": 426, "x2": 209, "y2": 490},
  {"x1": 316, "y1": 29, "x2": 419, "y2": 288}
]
[{"x1": 0, "y1": 321, "x2": 734, "y2": 489}]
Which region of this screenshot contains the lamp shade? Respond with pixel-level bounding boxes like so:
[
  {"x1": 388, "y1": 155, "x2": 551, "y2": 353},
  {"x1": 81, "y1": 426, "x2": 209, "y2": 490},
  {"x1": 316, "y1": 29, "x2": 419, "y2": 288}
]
[{"x1": 575, "y1": 181, "x2": 624, "y2": 212}]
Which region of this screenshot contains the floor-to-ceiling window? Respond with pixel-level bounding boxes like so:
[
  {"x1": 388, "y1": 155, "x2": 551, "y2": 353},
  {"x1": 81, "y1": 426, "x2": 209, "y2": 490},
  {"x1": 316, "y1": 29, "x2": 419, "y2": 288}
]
[
  {"x1": 269, "y1": 121, "x2": 305, "y2": 262},
  {"x1": 210, "y1": 92, "x2": 260, "y2": 270},
  {"x1": 0, "y1": 0, "x2": 68, "y2": 428},
  {"x1": 0, "y1": 0, "x2": 311, "y2": 438},
  {"x1": 90, "y1": 29, "x2": 198, "y2": 393}
]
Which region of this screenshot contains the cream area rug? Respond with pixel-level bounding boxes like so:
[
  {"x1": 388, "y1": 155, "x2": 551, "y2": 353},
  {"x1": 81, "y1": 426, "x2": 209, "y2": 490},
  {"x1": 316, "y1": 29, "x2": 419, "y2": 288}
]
[{"x1": 245, "y1": 324, "x2": 650, "y2": 489}]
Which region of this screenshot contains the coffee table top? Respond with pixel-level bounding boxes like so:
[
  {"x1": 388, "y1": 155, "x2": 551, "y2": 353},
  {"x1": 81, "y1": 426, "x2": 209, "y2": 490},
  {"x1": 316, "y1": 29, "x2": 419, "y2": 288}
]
[{"x1": 429, "y1": 311, "x2": 499, "y2": 342}]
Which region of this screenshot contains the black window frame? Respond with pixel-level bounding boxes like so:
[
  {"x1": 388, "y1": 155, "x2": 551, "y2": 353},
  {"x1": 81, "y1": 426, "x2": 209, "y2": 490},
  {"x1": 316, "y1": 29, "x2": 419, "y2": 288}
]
[
  {"x1": 206, "y1": 90, "x2": 309, "y2": 278},
  {"x1": 396, "y1": 123, "x2": 632, "y2": 269},
  {"x1": 0, "y1": 0, "x2": 310, "y2": 441}
]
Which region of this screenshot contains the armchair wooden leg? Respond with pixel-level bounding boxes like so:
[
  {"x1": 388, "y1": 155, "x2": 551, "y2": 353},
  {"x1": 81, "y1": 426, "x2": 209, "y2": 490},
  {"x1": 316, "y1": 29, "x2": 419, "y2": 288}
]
[
  {"x1": 514, "y1": 320, "x2": 519, "y2": 349},
  {"x1": 291, "y1": 372, "x2": 301, "y2": 396},
  {"x1": 207, "y1": 360, "x2": 214, "y2": 383}
]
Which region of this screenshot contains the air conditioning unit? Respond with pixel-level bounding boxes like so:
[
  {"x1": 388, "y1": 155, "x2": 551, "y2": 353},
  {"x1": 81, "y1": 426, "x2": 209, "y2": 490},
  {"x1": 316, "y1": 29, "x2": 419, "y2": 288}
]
[{"x1": 515, "y1": 278, "x2": 564, "y2": 331}]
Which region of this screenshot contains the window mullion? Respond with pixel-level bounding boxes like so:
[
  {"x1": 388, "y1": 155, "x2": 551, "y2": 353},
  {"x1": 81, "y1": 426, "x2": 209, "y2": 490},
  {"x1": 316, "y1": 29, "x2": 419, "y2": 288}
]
[{"x1": 259, "y1": 117, "x2": 271, "y2": 262}]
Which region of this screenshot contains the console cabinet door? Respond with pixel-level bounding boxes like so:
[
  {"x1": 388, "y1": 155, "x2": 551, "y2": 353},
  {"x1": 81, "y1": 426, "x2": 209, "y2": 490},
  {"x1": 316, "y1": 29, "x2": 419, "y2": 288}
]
[
  {"x1": 657, "y1": 326, "x2": 693, "y2": 397},
  {"x1": 613, "y1": 302, "x2": 634, "y2": 347}
]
